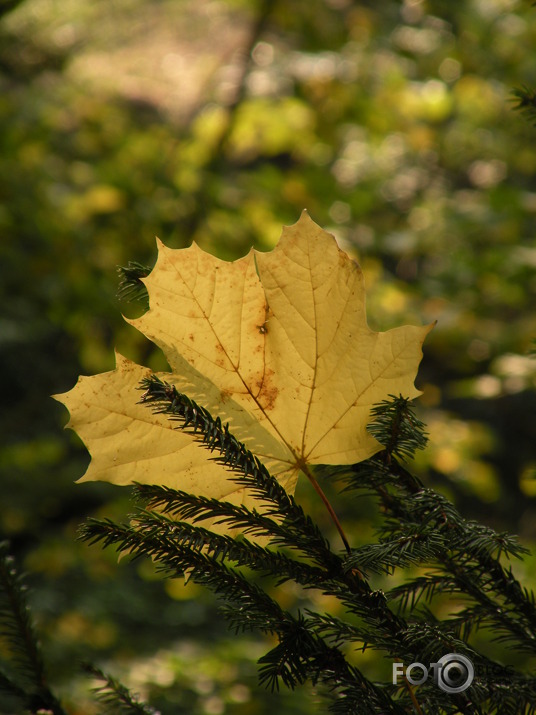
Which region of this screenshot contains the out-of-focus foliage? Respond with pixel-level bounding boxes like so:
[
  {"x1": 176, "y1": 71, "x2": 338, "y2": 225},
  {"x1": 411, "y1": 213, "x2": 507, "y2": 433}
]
[{"x1": 1, "y1": 0, "x2": 536, "y2": 711}]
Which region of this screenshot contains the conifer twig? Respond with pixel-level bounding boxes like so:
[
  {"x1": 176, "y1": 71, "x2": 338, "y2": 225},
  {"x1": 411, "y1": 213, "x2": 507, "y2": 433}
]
[
  {"x1": 0, "y1": 542, "x2": 67, "y2": 715},
  {"x1": 116, "y1": 261, "x2": 151, "y2": 306},
  {"x1": 139, "y1": 374, "x2": 353, "y2": 554},
  {"x1": 138, "y1": 375, "x2": 339, "y2": 560},
  {"x1": 83, "y1": 663, "x2": 156, "y2": 715},
  {"x1": 511, "y1": 85, "x2": 536, "y2": 125}
]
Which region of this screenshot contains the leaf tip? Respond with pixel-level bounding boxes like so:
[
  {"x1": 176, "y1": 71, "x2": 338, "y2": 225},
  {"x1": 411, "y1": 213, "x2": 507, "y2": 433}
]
[
  {"x1": 424, "y1": 320, "x2": 437, "y2": 339},
  {"x1": 296, "y1": 207, "x2": 318, "y2": 229}
]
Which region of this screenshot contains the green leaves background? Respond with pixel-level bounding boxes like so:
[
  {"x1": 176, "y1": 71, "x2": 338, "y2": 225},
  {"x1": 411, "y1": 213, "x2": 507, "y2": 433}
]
[{"x1": 2, "y1": 0, "x2": 536, "y2": 711}]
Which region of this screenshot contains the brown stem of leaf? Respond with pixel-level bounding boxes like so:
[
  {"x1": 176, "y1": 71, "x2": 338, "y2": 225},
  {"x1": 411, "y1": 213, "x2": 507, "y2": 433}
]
[
  {"x1": 404, "y1": 675, "x2": 423, "y2": 714},
  {"x1": 302, "y1": 465, "x2": 352, "y2": 555}
]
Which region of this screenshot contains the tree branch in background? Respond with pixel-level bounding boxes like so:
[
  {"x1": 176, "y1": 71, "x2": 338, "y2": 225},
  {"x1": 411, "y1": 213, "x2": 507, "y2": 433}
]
[
  {"x1": 181, "y1": 0, "x2": 276, "y2": 241},
  {"x1": 511, "y1": 84, "x2": 536, "y2": 126},
  {"x1": 83, "y1": 664, "x2": 156, "y2": 715}
]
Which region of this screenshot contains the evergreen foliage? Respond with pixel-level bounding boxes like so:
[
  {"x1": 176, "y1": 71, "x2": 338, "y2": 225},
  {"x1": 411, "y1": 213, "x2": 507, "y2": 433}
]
[
  {"x1": 512, "y1": 85, "x2": 536, "y2": 127},
  {"x1": 0, "y1": 541, "x2": 66, "y2": 715},
  {"x1": 0, "y1": 543, "x2": 158, "y2": 715},
  {"x1": 77, "y1": 386, "x2": 536, "y2": 714},
  {"x1": 117, "y1": 262, "x2": 151, "y2": 308},
  {"x1": 83, "y1": 664, "x2": 157, "y2": 715}
]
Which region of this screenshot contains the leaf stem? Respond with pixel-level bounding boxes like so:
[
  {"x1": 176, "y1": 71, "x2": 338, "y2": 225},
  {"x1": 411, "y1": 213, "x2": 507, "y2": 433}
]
[
  {"x1": 303, "y1": 466, "x2": 351, "y2": 554},
  {"x1": 404, "y1": 675, "x2": 423, "y2": 715}
]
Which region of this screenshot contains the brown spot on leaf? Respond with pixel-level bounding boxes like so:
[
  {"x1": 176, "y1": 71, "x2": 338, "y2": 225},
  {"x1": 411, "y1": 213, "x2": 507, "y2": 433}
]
[
  {"x1": 220, "y1": 388, "x2": 232, "y2": 403},
  {"x1": 256, "y1": 367, "x2": 278, "y2": 411},
  {"x1": 256, "y1": 304, "x2": 272, "y2": 336},
  {"x1": 213, "y1": 342, "x2": 227, "y2": 367}
]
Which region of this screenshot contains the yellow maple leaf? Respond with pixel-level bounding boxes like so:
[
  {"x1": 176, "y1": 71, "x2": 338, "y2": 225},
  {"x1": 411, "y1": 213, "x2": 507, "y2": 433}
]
[{"x1": 54, "y1": 212, "x2": 432, "y2": 527}]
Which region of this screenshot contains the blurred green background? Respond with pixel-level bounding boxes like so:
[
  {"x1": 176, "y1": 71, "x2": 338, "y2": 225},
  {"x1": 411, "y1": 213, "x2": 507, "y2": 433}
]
[{"x1": 2, "y1": 0, "x2": 536, "y2": 711}]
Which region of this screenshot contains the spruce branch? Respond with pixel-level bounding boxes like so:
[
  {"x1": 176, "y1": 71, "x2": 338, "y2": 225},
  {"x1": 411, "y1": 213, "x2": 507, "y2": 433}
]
[
  {"x1": 0, "y1": 542, "x2": 44, "y2": 683},
  {"x1": 336, "y1": 398, "x2": 536, "y2": 712},
  {"x1": 511, "y1": 84, "x2": 536, "y2": 125},
  {"x1": 79, "y1": 517, "x2": 291, "y2": 637},
  {"x1": 387, "y1": 572, "x2": 461, "y2": 612},
  {"x1": 367, "y1": 395, "x2": 428, "y2": 462},
  {"x1": 133, "y1": 388, "x2": 524, "y2": 711},
  {"x1": 257, "y1": 614, "x2": 405, "y2": 714},
  {"x1": 134, "y1": 483, "x2": 284, "y2": 541},
  {"x1": 80, "y1": 516, "x2": 369, "y2": 698},
  {"x1": 133, "y1": 509, "x2": 331, "y2": 588},
  {"x1": 374, "y1": 488, "x2": 536, "y2": 657},
  {"x1": 0, "y1": 542, "x2": 66, "y2": 715},
  {"x1": 82, "y1": 507, "x2": 329, "y2": 590},
  {"x1": 77, "y1": 392, "x2": 536, "y2": 713},
  {"x1": 80, "y1": 449, "x2": 411, "y2": 707},
  {"x1": 376, "y1": 487, "x2": 536, "y2": 652},
  {"x1": 344, "y1": 528, "x2": 445, "y2": 576},
  {"x1": 83, "y1": 664, "x2": 156, "y2": 715},
  {"x1": 138, "y1": 375, "x2": 293, "y2": 509},
  {"x1": 0, "y1": 665, "x2": 28, "y2": 702},
  {"x1": 349, "y1": 399, "x2": 536, "y2": 653},
  {"x1": 132, "y1": 482, "x2": 338, "y2": 572},
  {"x1": 138, "y1": 375, "x2": 339, "y2": 565},
  {"x1": 117, "y1": 261, "x2": 151, "y2": 306}
]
